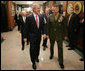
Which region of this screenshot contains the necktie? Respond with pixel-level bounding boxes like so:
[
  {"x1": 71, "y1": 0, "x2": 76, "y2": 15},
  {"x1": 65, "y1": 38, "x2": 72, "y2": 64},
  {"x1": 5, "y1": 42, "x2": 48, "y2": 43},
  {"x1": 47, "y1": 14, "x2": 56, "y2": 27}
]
[
  {"x1": 67, "y1": 14, "x2": 72, "y2": 26},
  {"x1": 36, "y1": 15, "x2": 38, "y2": 28}
]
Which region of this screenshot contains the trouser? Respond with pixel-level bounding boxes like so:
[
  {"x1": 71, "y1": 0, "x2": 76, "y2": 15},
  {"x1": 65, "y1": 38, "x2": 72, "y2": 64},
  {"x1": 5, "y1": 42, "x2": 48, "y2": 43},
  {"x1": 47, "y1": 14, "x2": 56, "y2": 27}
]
[
  {"x1": 68, "y1": 31, "x2": 75, "y2": 49},
  {"x1": 27, "y1": 36, "x2": 29, "y2": 45},
  {"x1": 21, "y1": 33, "x2": 25, "y2": 48},
  {"x1": 18, "y1": 24, "x2": 20, "y2": 31},
  {"x1": 17, "y1": 21, "x2": 21, "y2": 31},
  {"x1": 50, "y1": 38, "x2": 63, "y2": 64},
  {"x1": 29, "y1": 37, "x2": 41, "y2": 64},
  {"x1": 42, "y1": 37, "x2": 47, "y2": 47}
]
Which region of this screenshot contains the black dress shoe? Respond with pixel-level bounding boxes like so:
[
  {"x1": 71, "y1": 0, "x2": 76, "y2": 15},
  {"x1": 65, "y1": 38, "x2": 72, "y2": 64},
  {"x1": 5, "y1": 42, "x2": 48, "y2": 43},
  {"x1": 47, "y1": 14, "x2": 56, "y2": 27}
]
[
  {"x1": 22, "y1": 47, "x2": 24, "y2": 51},
  {"x1": 32, "y1": 63, "x2": 36, "y2": 70},
  {"x1": 80, "y1": 58, "x2": 84, "y2": 61},
  {"x1": 43, "y1": 47, "x2": 46, "y2": 51},
  {"x1": 36, "y1": 59, "x2": 39, "y2": 62},
  {"x1": 49, "y1": 56, "x2": 53, "y2": 59},
  {"x1": 59, "y1": 64, "x2": 64, "y2": 69},
  {"x1": 42, "y1": 44, "x2": 44, "y2": 47},
  {"x1": 68, "y1": 48, "x2": 75, "y2": 50},
  {"x1": 45, "y1": 45, "x2": 48, "y2": 48},
  {"x1": 66, "y1": 45, "x2": 70, "y2": 47}
]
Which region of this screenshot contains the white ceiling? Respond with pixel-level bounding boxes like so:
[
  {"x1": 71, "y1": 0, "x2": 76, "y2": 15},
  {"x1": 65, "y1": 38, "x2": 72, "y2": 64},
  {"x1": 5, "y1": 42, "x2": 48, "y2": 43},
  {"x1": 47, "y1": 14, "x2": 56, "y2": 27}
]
[{"x1": 14, "y1": 1, "x2": 47, "y2": 5}]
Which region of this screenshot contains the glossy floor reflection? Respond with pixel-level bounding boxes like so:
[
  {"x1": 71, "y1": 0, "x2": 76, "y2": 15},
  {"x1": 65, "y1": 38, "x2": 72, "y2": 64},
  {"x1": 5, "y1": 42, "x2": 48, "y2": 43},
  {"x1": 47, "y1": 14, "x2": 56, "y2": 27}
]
[{"x1": 1, "y1": 26, "x2": 84, "y2": 70}]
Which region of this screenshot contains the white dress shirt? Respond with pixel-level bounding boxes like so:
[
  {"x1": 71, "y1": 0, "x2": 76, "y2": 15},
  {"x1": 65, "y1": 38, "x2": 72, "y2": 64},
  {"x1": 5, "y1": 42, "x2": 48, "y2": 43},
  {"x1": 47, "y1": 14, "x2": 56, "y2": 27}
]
[{"x1": 23, "y1": 16, "x2": 26, "y2": 23}]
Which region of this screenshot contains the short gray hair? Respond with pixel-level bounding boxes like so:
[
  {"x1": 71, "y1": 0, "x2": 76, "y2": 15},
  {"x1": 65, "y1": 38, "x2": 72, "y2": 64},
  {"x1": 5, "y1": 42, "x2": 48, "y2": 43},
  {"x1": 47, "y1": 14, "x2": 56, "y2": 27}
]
[
  {"x1": 21, "y1": 11, "x2": 26, "y2": 14},
  {"x1": 32, "y1": 5, "x2": 40, "y2": 12}
]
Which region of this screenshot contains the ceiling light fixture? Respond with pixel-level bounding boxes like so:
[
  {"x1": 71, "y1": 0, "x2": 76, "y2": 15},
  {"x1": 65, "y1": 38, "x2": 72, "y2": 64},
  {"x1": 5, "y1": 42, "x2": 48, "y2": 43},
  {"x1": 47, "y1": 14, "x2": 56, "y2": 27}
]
[{"x1": 27, "y1": 1, "x2": 33, "y2": 4}]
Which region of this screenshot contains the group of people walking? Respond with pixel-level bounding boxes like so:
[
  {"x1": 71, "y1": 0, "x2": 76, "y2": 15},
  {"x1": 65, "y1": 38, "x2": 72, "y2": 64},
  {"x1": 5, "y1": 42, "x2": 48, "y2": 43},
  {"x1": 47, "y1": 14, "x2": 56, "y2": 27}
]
[{"x1": 14, "y1": 4, "x2": 84, "y2": 70}]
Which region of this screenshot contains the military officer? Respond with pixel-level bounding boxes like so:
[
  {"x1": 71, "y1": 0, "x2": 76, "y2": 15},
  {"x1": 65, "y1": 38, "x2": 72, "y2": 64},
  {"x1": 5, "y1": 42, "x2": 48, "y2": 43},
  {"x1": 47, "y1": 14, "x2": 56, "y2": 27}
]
[{"x1": 47, "y1": 5, "x2": 68, "y2": 69}]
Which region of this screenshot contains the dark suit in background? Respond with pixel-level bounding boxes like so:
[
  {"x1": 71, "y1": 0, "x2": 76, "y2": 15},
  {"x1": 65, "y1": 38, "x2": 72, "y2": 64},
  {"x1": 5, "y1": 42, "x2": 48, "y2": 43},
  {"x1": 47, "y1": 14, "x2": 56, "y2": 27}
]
[
  {"x1": 19, "y1": 15, "x2": 26, "y2": 50},
  {"x1": 42, "y1": 13, "x2": 49, "y2": 50},
  {"x1": 67, "y1": 13, "x2": 79, "y2": 49},
  {"x1": 14, "y1": 14, "x2": 21, "y2": 31},
  {"x1": 23, "y1": 13, "x2": 46, "y2": 64}
]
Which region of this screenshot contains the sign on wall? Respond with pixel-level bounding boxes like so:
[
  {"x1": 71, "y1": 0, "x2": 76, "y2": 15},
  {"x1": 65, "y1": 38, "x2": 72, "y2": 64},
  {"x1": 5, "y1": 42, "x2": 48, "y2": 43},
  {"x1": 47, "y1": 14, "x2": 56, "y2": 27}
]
[{"x1": 11, "y1": 4, "x2": 15, "y2": 16}]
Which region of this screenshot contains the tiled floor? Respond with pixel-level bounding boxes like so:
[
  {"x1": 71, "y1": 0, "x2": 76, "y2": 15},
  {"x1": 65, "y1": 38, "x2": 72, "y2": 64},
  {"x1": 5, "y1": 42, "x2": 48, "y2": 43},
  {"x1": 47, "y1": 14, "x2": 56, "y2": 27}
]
[{"x1": 1, "y1": 26, "x2": 84, "y2": 70}]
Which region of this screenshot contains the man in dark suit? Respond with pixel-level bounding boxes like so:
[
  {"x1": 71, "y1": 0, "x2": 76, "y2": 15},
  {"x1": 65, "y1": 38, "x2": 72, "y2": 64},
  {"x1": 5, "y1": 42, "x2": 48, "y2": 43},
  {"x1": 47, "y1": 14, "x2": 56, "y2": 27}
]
[
  {"x1": 19, "y1": 11, "x2": 27, "y2": 51},
  {"x1": 42, "y1": 9, "x2": 49, "y2": 51},
  {"x1": 66, "y1": 7, "x2": 79, "y2": 50},
  {"x1": 23, "y1": 5, "x2": 46, "y2": 70},
  {"x1": 14, "y1": 11, "x2": 21, "y2": 31}
]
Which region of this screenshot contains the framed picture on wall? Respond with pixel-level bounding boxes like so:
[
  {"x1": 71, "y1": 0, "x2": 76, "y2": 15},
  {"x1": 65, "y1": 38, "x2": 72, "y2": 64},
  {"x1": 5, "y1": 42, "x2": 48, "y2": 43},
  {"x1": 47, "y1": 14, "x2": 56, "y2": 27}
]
[
  {"x1": 11, "y1": 4, "x2": 14, "y2": 10},
  {"x1": 11, "y1": 11, "x2": 15, "y2": 16},
  {"x1": 83, "y1": 4, "x2": 84, "y2": 13},
  {"x1": 74, "y1": 2, "x2": 82, "y2": 14},
  {"x1": 11, "y1": 4, "x2": 15, "y2": 16}
]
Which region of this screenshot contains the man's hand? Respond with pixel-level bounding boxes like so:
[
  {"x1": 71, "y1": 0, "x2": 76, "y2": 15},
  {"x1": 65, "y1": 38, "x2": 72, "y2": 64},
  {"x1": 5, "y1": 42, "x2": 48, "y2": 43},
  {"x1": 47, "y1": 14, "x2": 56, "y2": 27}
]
[
  {"x1": 24, "y1": 38, "x2": 27, "y2": 42},
  {"x1": 43, "y1": 34, "x2": 47, "y2": 39},
  {"x1": 60, "y1": 16, "x2": 64, "y2": 21},
  {"x1": 64, "y1": 36, "x2": 68, "y2": 40},
  {"x1": 81, "y1": 18, "x2": 84, "y2": 23},
  {"x1": 80, "y1": 18, "x2": 84, "y2": 23}
]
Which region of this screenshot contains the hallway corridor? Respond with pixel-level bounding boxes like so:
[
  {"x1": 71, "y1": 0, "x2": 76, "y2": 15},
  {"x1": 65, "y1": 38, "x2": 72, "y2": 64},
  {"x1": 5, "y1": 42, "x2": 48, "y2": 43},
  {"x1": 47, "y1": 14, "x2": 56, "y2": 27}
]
[{"x1": 1, "y1": 26, "x2": 84, "y2": 70}]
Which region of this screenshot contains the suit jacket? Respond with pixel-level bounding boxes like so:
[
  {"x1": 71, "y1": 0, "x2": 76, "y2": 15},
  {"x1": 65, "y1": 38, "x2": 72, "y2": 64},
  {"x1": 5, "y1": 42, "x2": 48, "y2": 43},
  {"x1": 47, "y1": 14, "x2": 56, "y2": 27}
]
[
  {"x1": 43, "y1": 13, "x2": 49, "y2": 21},
  {"x1": 67, "y1": 13, "x2": 79, "y2": 33},
  {"x1": 14, "y1": 14, "x2": 21, "y2": 24},
  {"x1": 19, "y1": 15, "x2": 26, "y2": 33},
  {"x1": 23, "y1": 13, "x2": 46, "y2": 41},
  {"x1": 42, "y1": 13, "x2": 49, "y2": 34},
  {"x1": 47, "y1": 14, "x2": 67, "y2": 40}
]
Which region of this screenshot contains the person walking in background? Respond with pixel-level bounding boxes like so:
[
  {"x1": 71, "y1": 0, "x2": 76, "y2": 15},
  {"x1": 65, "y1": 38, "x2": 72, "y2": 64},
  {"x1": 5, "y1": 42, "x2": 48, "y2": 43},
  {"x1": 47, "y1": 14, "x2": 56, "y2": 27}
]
[
  {"x1": 42, "y1": 8, "x2": 49, "y2": 51},
  {"x1": 19, "y1": 11, "x2": 27, "y2": 51},
  {"x1": 14, "y1": 11, "x2": 21, "y2": 31},
  {"x1": 49, "y1": 1, "x2": 53, "y2": 15}
]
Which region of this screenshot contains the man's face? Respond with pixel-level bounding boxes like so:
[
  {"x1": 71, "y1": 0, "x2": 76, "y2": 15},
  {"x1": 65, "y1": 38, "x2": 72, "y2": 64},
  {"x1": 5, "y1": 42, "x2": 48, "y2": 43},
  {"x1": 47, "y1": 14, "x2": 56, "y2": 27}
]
[
  {"x1": 52, "y1": 7, "x2": 55, "y2": 14},
  {"x1": 52, "y1": 7, "x2": 59, "y2": 15},
  {"x1": 23, "y1": 12, "x2": 27, "y2": 16},
  {"x1": 16, "y1": 11, "x2": 19, "y2": 14},
  {"x1": 35, "y1": 5, "x2": 40, "y2": 15},
  {"x1": 42, "y1": 10, "x2": 44, "y2": 14},
  {"x1": 70, "y1": 8, "x2": 74, "y2": 14},
  {"x1": 55, "y1": 7, "x2": 59, "y2": 14},
  {"x1": 46, "y1": 10, "x2": 49, "y2": 14}
]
